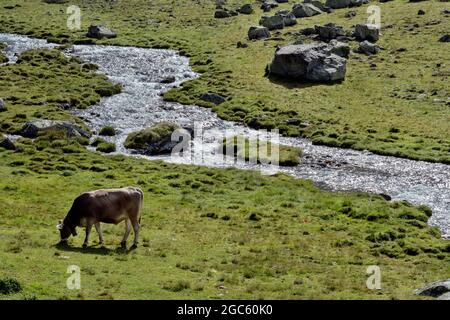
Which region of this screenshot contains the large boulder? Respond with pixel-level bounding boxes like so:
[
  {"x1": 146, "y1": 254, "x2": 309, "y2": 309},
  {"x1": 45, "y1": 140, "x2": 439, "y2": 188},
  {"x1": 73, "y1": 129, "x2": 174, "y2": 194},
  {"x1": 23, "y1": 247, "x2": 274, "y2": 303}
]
[
  {"x1": 439, "y1": 35, "x2": 450, "y2": 42},
  {"x1": 329, "y1": 40, "x2": 350, "y2": 58},
  {"x1": 17, "y1": 120, "x2": 90, "y2": 138},
  {"x1": 325, "y1": 0, "x2": 351, "y2": 8},
  {"x1": 269, "y1": 43, "x2": 347, "y2": 81},
  {"x1": 86, "y1": 25, "x2": 117, "y2": 39},
  {"x1": 259, "y1": 15, "x2": 285, "y2": 30},
  {"x1": 292, "y1": 3, "x2": 323, "y2": 18},
  {"x1": 214, "y1": 8, "x2": 238, "y2": 18},
  {"x1": 415, "y1": 280, "x2": 450, "y2": 298},
  {"x1": 354, "y1": 24, "x2": 380, "y2": 42},
  {"x1": 248, "y1": 26, "x2": 271, "y2": 40},
  {"x1": 124, "y1": 122, "x2": 191, "y2": 156}
]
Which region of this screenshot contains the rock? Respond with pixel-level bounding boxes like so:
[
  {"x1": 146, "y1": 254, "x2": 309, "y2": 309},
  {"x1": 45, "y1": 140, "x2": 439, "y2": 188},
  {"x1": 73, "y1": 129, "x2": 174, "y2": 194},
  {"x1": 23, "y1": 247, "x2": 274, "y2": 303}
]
[
  {"x1": 0, "y1": 98, "x2": 6, "y2": 112},
  {"x1": 200, "y1": 92, "x2": 226, "y2": 105},
  {"x1": 124, "y1": 122, "x2": 192, "y2": 156},
  {"x1": 325, "y1": 0, "x2": 351, "y2": 9},
  {"x1": 304, "y1": 0, "x2": 330, "y2": 12},
  {"x1": 237, "y1": 41, "x2": 249, "y2": 48},
  {"x1": 276, "y1": 11, "x2": 297, "y2": 26},
  {"x1": 86, "y1": 25, "x2": 117, "y2": 39},
  {"x1": 214, "y1": 9, "x2": 233, "y2": 18},
  {"x1": 248, "y1": 26, "x2": 271, "y2": 40},
  {"x1": 0, "y1": 135, "x2": 15, "y2": 150},
  {"x1": 260, "y1": 15, "x2": 285, "y2": 30},
  {"x1": 329, "y1": 40, "x2": 350, "y2": 58},
  {"x1": 438, "y1": 293, "x2": 450, "y2": 300},
  {"x1": 354, "y1": 24, "x2": 380, "y2": 42},
  {"x1": 415, "y1": 280, "x2": 450, "y2": 298},
  {"x1": 292, "y1": 3, "x2": 323, "y2": 18},
  {"x1": 239, "y1": 4, "x2": 254, "y2": 14},
  {"x1": 17, "y1": 120, "x2": 90, "y2": 139},
  {"x1": 345, "y1": 11, "x2": 357, "y2": 18},
  {"x1": 443, "y1": 9, "x2": 450, "y2": 15},
  {"x1": 269, "y1": 43, "x2": 347, "y2": 82},
  {"x1": 357, "y1": 40, "x2": 381, "y2": 55},
  {"x1": 418, "y1": 9, "x2": 426, "y2": 15},
  {"x1": 300, "y1": 27, "x2": 317, "y2": 36},
  {"x1": 261, "y1": 0, "x2": 279, "y2": 12},
  {"x1": 161, "y1": 76, "x2": 176, "y2": 84},
  {"x1": 439, "y1": 34, "x2": 450, "y2": 42},
  {"x1": 315, "y1": 23, "x2": 345, "y2": 41}
]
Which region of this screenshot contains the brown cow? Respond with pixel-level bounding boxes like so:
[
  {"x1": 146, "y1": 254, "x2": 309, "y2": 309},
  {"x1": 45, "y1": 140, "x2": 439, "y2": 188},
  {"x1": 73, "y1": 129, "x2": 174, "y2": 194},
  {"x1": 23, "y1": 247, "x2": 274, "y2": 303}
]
[{"x1": 57, "y1": 187, "x2": 144, "y2": 248}]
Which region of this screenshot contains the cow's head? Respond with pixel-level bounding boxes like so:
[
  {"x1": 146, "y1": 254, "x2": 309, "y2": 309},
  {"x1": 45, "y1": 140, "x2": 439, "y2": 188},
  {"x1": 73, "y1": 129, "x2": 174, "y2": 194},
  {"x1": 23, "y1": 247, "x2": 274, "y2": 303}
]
[{"x1": 57, "y1": 220, "x2": 77, "y2": 243}]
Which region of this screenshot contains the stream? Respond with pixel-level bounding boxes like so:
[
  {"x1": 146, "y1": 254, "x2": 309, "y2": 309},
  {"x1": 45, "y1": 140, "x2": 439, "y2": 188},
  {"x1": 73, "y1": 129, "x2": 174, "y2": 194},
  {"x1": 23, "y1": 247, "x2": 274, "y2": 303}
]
[{"x1": 1, "y1": 33, "x2": 449, "y2": 236}]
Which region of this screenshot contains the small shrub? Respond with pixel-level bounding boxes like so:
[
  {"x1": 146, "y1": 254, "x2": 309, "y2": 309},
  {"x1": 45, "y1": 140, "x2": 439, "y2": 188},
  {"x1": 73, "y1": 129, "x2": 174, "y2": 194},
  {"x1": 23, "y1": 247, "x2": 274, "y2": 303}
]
[
  {"x1": 99, "y1": 126, "x2": 116, "y2": 136},
  {"x1": 96, "y1": 142, "x2": 116, "y2": 153}
]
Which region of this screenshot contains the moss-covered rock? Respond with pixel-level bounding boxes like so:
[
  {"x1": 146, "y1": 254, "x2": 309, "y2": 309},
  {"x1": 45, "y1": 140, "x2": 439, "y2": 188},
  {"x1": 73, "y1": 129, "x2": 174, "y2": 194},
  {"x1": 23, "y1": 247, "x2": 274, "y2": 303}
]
[
  {"x1": 124, "y1": 122, "x2": 183, "y2": 155},
  {"x1": 221, "y1": 135, "x2": 302, "y2": 166}
]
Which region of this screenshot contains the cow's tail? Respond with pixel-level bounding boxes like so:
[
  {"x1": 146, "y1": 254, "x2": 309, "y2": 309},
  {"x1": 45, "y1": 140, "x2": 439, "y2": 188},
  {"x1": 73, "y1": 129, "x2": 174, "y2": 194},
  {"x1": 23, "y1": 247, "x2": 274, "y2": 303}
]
[{"x1": 138, "y1": 187, "x2": 144, "y2": 224}]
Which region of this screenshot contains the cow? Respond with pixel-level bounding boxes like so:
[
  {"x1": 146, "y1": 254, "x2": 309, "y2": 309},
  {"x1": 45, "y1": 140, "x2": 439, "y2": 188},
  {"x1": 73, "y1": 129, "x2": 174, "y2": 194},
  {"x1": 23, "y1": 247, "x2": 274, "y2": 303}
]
[{"x1": 57, "y1": 187, "x2": 144, "y2": 248}]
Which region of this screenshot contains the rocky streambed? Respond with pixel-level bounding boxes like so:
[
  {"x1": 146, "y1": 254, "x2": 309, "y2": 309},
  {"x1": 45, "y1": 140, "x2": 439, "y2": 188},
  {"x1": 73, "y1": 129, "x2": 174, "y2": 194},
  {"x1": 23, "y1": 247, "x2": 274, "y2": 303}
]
[{"x1": 1, "y1": 33, "x2": 449, "y2": 236}]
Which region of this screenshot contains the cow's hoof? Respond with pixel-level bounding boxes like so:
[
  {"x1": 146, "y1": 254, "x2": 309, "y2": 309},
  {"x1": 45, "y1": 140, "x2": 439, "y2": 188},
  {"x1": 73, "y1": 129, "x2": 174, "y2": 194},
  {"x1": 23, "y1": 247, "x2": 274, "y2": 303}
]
[
  {"x1": 120, "y1": 242, "x2": 126, "y2": 249},
  {"x1": 82, "y1": 243, "x2": 88, "y2": 249},
  {"x1": 130, "y1": 244, "x2": 138, "y2": 250}
]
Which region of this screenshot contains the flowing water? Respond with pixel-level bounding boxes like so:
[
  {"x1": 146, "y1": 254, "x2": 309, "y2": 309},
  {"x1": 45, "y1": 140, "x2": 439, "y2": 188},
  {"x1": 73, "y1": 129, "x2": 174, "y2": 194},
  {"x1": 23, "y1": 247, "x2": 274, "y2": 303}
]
[{"x1": 1, "y1": 33, "x2": 449, "y2": 235}]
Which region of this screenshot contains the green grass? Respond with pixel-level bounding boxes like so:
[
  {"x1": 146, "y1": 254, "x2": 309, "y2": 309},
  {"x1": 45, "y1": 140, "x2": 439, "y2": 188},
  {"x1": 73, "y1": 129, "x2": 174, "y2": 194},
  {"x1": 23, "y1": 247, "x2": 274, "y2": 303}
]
[
  {"x1": 0, "y1": 0, "x2": 448, "y2": 163},
  {"x1": 0, "y1": 1, "x2": 449, "y2": 300},
  {"x1": 222, "y1": 135, "x2": 302, "y2": 166}
]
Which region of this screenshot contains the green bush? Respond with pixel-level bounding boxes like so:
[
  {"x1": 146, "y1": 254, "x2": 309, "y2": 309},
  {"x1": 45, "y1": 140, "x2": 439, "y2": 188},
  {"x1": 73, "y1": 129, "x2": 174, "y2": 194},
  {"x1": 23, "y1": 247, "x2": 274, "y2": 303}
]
[{"x1": 99, "y1": 126, "x2": 116, "y2": 136}]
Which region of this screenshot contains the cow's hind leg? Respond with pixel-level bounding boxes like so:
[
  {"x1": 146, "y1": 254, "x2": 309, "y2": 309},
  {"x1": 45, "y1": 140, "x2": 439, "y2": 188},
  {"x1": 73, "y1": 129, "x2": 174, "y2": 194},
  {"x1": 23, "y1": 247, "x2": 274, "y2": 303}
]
[
  {"x1": 130, "y1": 218, "x2": 140, "y2": 249},
  {"x1": 120, "y1": 219, "x2": 132, "y2": 248},
  {"x1": 83, "y1": 224, "x2": 93, "y2": 248},
  {"x1": 95, "y1": 222, "x2": 104, "y2": 245}
]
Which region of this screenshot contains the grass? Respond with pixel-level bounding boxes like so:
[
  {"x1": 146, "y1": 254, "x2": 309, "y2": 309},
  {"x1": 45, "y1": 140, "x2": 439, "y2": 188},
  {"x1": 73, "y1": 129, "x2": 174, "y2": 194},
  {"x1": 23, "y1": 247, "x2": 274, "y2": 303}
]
[
  {"x1": 0, "y1": 1, "x2": 449, "y2": 300},
  {"x1": 98, "y1": 125, "x2": 116, "y2": 136},
  {"x1": 222, "y1": 135, "x2": 302, "y2": 166},
  {"x1": 0, "y1": 0, "x2": 447, "y2": 163}
]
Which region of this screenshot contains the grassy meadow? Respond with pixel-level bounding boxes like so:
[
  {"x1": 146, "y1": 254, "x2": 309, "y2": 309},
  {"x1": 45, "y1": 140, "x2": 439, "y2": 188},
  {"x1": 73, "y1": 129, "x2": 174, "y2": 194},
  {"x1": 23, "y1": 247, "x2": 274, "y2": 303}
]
[{"x1": 0, "y1": 0, "x2": 449, "y2": 300}]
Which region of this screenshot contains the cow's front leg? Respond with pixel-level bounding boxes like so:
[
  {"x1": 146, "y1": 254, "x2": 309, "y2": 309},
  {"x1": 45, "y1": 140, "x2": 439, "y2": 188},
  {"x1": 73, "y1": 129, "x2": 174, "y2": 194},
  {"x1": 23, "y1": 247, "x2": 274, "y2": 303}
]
[
  {"x1": 83, "y1": 224, "x2": 93, "y2": 248},
  {"x1": 95, "y1": 222, "x2": 104, "y2": 245}
]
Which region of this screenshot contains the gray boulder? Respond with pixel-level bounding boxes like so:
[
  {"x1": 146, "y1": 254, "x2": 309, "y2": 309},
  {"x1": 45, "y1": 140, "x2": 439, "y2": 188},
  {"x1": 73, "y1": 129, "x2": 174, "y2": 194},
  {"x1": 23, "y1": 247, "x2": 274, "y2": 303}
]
[
  {"x1": 214, "y1": 9, "x2": 236, "y2": 18},
  {"x1": 0, "y1": 135, "x2": 15, "y2": 150},
  {"x1": 304, "y1": 0, "x2": 331, "y2": 12},
  {"x1": 439, "y1": 35, "x2": 450, "y2": 42},
  {"x1": 261, "y1": 0, "x2": 279, "y2": 12},
  {"x1": 259, "y1": 15, "x2": 285, "y2": 30},
  {"x1": 315, "y1": 23, "x2": 345, "y2": 41},
  {"x1": 292, "y1": 3, "x2": 323, "y2": 17},
  {"x1": 269, "y1": 43, "x2": 347, "y2": 81},
  {"x1": 17, "y1": 120, "x2": 90, "y2": 139},
  {"x1": 248, "y1": 26, "x2": 271, "y2": 40},
  {"x1": 329, "y1": 40, "x2": 350, "y2": 58},
  {"x1": 357, "y1": 40, "x2": 380, "y2": 55},
  {"x1": 86, "y1": 25, "x2": 117, "y2": 39},
  {"x1": 239, "y1": 4, "x2": 254, "y2": 14},
  {"x1": 415, "y1": 280, "x2": 450, "y2": 298},
  {"x1": 200, "y1": 92, "x2": 226, "y2": 105},
  {"x1": 326, "y1": 0, "x2": 351, "y2": 8},
  {"x1": 276, "y1": 11, "x2": 297, "y2": 26},
  {"x1": 355, "y1": 24, "x2": 380, "y2": 42}
]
